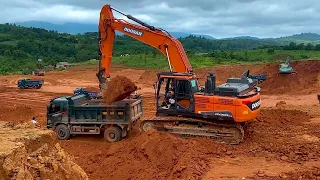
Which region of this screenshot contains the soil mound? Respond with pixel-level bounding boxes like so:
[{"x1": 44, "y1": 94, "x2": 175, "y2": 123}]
[
  {"x1": 0, "y1": 105, "x2": 35, "y2": 123},
  {"x1": 86, "y1": 130, "x2": 226, "y2": 180},
  {"x1": 260, "y1": 60, "x2": 320, "y2": 95},
  {"x1": 0, "y1": 122, "x2": 88, "y2": 179},
  {"x1": 241, "y1": 108, "x2": 320, "y2": 163},
  {"x1": 103, "y1": 76, "x2": 137, "y2": 104}
]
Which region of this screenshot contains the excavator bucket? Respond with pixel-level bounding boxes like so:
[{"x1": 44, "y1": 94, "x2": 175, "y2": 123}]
[{"x1": 102, "y1": 76, "x2": 137, "y2": 104}]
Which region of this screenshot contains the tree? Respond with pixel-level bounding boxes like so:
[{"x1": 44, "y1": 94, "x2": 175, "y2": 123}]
[
  {"x1": 288, "y1": 42, "x2": 297, "y2": 50},
  {"x1": 267, "y1": 48, "x2": 275, "y2": 54},
  {"x1": 305, "y1": 43, "x2": 314, "y2": 50},
  {"x1": 296, "y1": 43, "x2": 305, "y2": 50},
  {"x1": 315, "y1": 44, "x2": 320, "y2": 51}
]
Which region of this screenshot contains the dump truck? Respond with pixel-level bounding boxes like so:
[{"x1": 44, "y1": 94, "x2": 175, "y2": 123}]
[
  {"x1": 46, "y1": 94, "x2": 143, "y2": 142},
  {"x1": 17, "y1": 78, "x2": 44, "y2": 89},
  {"x1": 34, "y1": 69, "x2": 45, "y2": 76},
  {"x1": 248, "y1": 74, "x2": 267, "y2": 84}
]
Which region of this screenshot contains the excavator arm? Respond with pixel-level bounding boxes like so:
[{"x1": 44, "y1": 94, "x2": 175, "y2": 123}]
[{"x1": 97, "y1": 5, "x2": 192, "y2": 87}]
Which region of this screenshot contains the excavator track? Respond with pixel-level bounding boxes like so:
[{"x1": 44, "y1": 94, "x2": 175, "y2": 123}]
[{"x1": 141, "y1": 116, "x2": 244, "y2": 145}]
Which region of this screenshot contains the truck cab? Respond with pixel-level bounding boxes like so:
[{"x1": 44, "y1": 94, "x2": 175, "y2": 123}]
[{"x1": 47, "y1": 96, "x2": 70, "y2": 128}]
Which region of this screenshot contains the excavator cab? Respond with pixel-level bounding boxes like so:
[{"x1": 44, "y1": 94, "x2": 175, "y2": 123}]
[{"x1": 155, "y1": 72, "x2": 198, "y2": 115}]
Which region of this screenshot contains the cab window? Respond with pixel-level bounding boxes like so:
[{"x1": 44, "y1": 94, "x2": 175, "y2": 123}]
[
  {"x1": 190, "y1": 79, "x2": 199, "y2": 92},
  {"x1": 49, "y1": 103, "x2": 61, "y2": 114}
]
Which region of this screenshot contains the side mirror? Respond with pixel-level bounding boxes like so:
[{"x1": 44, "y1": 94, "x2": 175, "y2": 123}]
[{"x1": 153, "y1": 82, "x2": 157, "y2": 89}]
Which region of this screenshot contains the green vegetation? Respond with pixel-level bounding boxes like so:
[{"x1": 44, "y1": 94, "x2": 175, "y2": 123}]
[
  {"x1": 109, "y1": 49, "x2": 320, "y2": 69},
  {"x1": 0, "y1": 23, "x2": 320, "y2": 75}
]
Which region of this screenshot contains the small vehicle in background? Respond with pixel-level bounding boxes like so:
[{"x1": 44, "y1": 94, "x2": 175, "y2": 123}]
[{"x1": 17, "y1": 78, "x2": 44, "y2": 89}]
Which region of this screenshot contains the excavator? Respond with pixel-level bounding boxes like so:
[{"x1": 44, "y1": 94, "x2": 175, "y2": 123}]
[
  {"x1": 278, "y1": 56, "x2": 297, "y2": 75},
  {"x1": 97, "y1": 5, "x2": 261, "y2": 144}
]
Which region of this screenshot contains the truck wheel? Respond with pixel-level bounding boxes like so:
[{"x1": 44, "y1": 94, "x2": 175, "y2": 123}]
[
  {"x1": 55, "y1": 124, "x2": 71, "y2": 140},
  {"x1": 141, "y1": 122, "x2": 155, "y2": 132},
  {"x1": 104, "y1": 126, "x2": 122, "y2": 142}
]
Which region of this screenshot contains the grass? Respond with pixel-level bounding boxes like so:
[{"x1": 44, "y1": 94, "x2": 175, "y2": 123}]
[
  {"x1": 232, "y1": 49, "x2": 320, "y2": 62},
  {"x1": 0, "y1": 40, "x2": 19, "y2": 46},
  {"x1": 106, "y1": 49, "x2": 320, "y2": 69}
]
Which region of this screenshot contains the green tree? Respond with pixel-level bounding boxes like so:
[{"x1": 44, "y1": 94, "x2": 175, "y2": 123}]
[
  {"x1": 267, "y1": 48, "x2": 275, "y2": 54},
  {"x1": 305, "y1": 43, "x2": 314, "y2": 50},
  {"x1": 315, "y1": 44, "x2": 320, "y2": 51}
]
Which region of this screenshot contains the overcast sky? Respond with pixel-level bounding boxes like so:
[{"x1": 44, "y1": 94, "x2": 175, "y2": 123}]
[{"x1": 1, "y1": 0, "x2": 320, "y2": 38}]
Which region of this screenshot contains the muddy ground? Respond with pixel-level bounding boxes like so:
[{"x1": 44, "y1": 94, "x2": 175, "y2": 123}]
[{"x1": 0, "y1": 60, "x2": 319, "y2": 179}]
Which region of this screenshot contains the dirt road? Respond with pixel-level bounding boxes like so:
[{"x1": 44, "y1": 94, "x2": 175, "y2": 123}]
[{"x1": 0, "y1": 60, "x2": 319, "y2": 179}]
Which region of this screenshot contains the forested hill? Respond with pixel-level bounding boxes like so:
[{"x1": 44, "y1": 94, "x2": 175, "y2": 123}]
[
  {"x1": 1, "y1": 23, "x2": 320, "y2": 74},
  {"x1": 0, "y1": 23, "x2": 278, "y2": 62}
]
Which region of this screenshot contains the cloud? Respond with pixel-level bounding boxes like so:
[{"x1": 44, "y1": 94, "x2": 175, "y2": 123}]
[{"x1": 1, "y1": 0, "x2": 320, "y2": 38}]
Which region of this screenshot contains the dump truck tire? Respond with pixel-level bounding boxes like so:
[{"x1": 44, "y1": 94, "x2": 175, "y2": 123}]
[
  {"x1": 104, "y1": 126, "x2": 122, "y2": 142},
  {"x1": 141, "y1": 121, "x2": 155, "y2": 132},
  {"x1": 55, "y1": 124, "x2": 71, "y2": 140}
]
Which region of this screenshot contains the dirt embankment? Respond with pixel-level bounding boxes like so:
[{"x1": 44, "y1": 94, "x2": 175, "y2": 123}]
[
  {"x1": 260, "y1": 60, "x2": 320, "y2": 95},
  {"x1": 242, "y1": 109, "x2": 320, "y2": 162},
  {"x1": 0, "y1": 122, "x2": 88, "y2": 180},
  {"x1": 194, "y1": 60, "x2": 320, "y2": 95}
]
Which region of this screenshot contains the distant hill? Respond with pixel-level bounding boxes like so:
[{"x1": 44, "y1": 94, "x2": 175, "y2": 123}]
[
  {"x1": 222, "y1": 36, "x2": 260, "y2": 40},
  {"x1": 274, "y1": 33, "x2": 320, "y2": 44},
  {"x1": 16, "y1": 21, "x2": 215, "y2": 39},
  {"x1": 16, "y1": 21, "x2": 97, "y2": 34},
  {"x1": 279, "y1": 33, "x2": 320, "y2": 41}
]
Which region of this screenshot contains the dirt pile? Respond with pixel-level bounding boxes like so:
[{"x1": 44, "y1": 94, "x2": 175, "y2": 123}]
[
  {"x1": 103, "y1": 76, "x2": 137, "y2": 104},
  {"x1": 85, "y1": 130, "x2": 226, "y2": 180},
  {"x1": 260, "y1": 60, "x2": 320, "y2": 95},
  {"x1": 239, "y1": 108, "x2": 320, "y2": 163},
  {"x1": 0, "y1": 105, "x2": 36, "y2": 123},
  {"x1": 193, "y1": 60, "x2": 320, "y2": 95},
  {"x1": 283, "y1": 167, "x2": 320, "y2": 179},
  {"x1": 0, "y1": 122, "x2": 88, "y2": 180}
]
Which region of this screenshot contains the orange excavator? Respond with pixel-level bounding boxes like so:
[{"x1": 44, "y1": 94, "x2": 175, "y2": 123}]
[{"x1": 97, "y1": 5, "x2": 261, "y2": 144}]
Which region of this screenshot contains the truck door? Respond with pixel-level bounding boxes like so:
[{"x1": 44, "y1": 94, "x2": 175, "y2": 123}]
[{"x1": 47, "y1": 102, "x2": 68, "y2": 126}]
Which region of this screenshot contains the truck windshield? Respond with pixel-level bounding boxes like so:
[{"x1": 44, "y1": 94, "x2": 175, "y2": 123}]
[{"x1": 190, "y1": 79, "x2": 199, "y2": 92}]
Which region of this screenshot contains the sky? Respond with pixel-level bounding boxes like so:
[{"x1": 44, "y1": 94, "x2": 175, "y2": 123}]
[{"x1": 1, "y1": 0, "x2": 320, "y2": 38}]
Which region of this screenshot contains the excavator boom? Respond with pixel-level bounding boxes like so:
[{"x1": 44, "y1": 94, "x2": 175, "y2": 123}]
[{"x1": 98, "y1": 5, "x2": 192, "y2": 83}]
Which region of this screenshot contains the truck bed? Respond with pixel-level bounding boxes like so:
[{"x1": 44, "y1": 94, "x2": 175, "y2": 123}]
[
  {"x1": 76, "y1": 98, "x2": 140, "y2": 107},
  {"x1": 65, "y1": 95, "x2": 143, "y2": 123}
]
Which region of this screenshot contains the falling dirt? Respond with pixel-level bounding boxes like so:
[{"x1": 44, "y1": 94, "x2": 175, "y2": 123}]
[
  {"x1": 0, "y1": 122, "x2": 88, "y2": 180},
  {"x1": 103, "y1": 75, "x2": 137, "y2": 104},
  {"x1": 83, "y1": 86, "x2": 100, "y2": 91}
]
